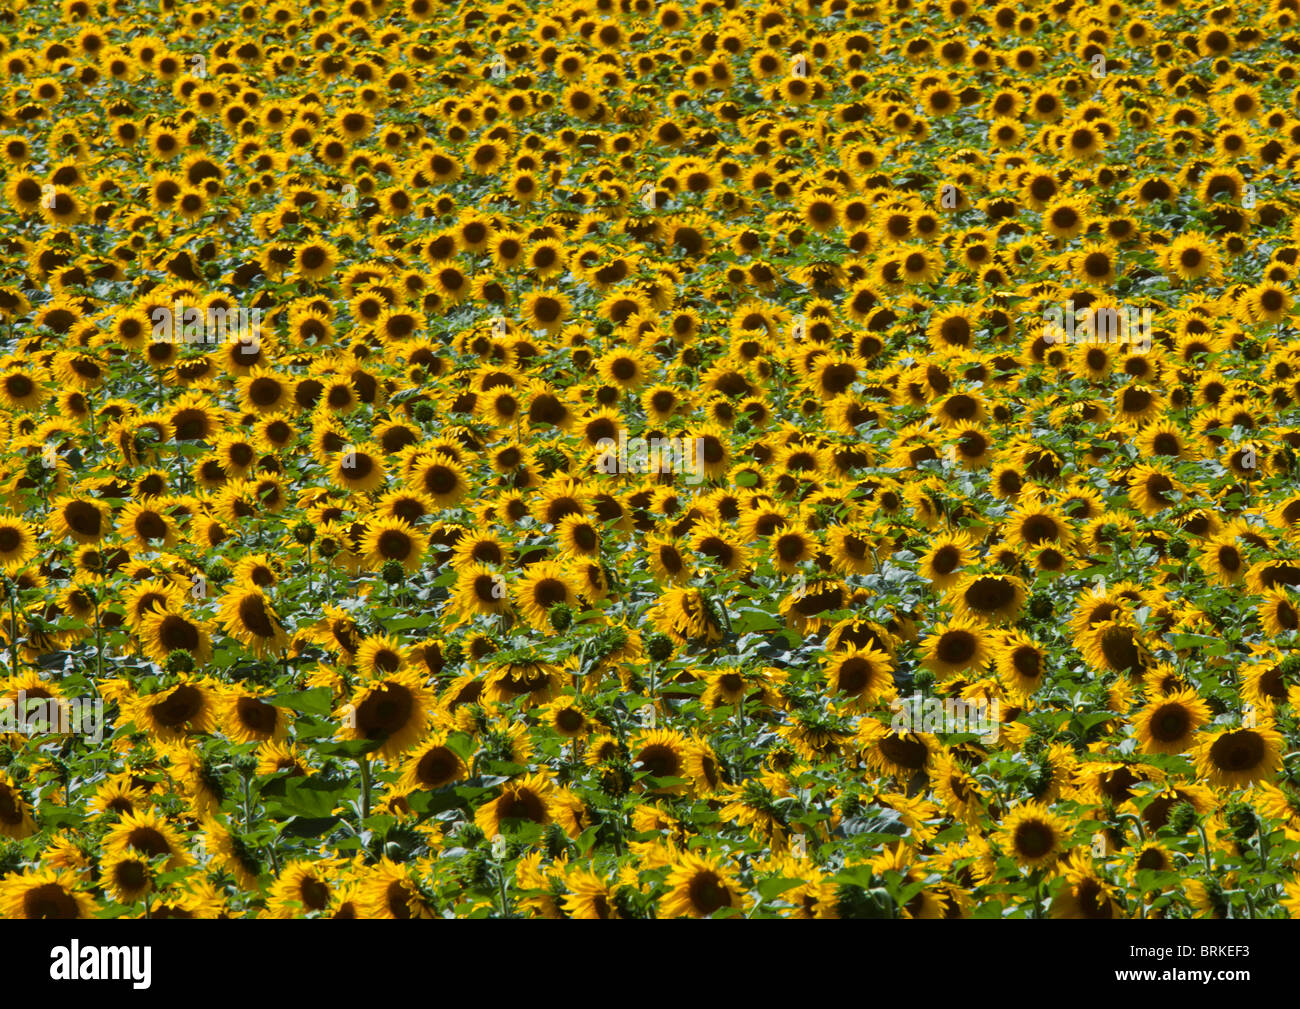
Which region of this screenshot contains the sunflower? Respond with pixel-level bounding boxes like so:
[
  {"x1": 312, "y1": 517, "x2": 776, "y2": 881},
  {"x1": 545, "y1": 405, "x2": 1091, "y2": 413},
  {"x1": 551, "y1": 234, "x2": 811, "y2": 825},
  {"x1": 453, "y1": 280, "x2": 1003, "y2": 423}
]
[
  {"x1": 486, "y1": 657, "x2": 565, "y2": 706},
  {"x1": 0, "y1": 773, "x2": 35, "y2": 839},
  {"x1": 356, "y1": 634, "x2": 407, "y2": 677},
  {"x1": 117, "y1": 499, "x2": 178, "y2": 551},
  {"x1": 295, "y1": 240, "x2": 337, "y2": 280},
  {"x1": 1134, "y1": 688, "x2": 1210, "y2": 754},
  {"x1": 258, "y1": 740, "x2": 310, "y2": 778},
  {"x1": 1198, "y1": 534, "x2": 1247, "y2": 585},
  {"x1": 513, "y1": 561, "x2": 580, "y2": 633},
  {"x1": 645, "y1": 534, "x2": 692, "y2": 584},
  {"x1": 123, "y1": 677, "x2": 217, "y2": 741},
  {"x1": 1114, "y1": 382, "x2": 1162, "y2": 426},
  {"x1": 825, "y1": 525, "x2": 878, "y2": 575},
  {"x1": 47, "y1": 496, "x2": 110, "y2": 543},
  {"x1": 0, "y1": 868, "x2": 97, "y2": 919},
  {"x1": 104, "y1": 808, "x2": 191, "y2": 870},
  {"x1": 684, "y1": 519, "x2": 746, "y2": 572},
  {"x1": 949, "y1": 572, "x2": 1026, "y2": 622},
  {"x1": 1193, "y1": 724, "x2": 1283, "y2": 789},
  {"x1": 329, "y1": 442, "x2": 386, "y2": 494},
  {"x1": 1127, "y1": 463, "x2": 1183, "y2": 514},
  {"x1": 521, "y1": 290, "x2": 570, "y2": 333},
  {"x1": 1042, "y1": 198, "x2": 1088, "y2": 238},
  {"x1": 474, "y1": 772, "x2": 556, "y2": 836},
  {"x1": 920, "y1": 617, "x2": 993, "y2": 678},
  {"x1": 99, "y1": 850, "x2": 154, "y2": 905},
  {"x1": 660, "y1": 851, "x2": 746, "y2": 918},
  {"x1": 340, "y1": 671, "x2": 433, "y2": 759},
  {"x1": 1239, "y1": 282, "x2": 1293, "y2": 325},
  {"x1": 89, "y1": 773, "x2": 149, "y2": 820},
  {"x1": 450, "y1": 562, "x2": 511, "y2": 623},
  {"x1": 407, "y1": 451, "x2": 469, "y2": 507},
  {"x1": 1164, "y1": 232, "x2": 1221, "y2": 281},
  {"x1": 630, "y1": 727, "x2": 692, "y2": 794},
  {"x1": 1079, "y1": 618, "x2": 1152, "y2": 679},
  {"x1": 557, "y1": 513, "x2": 601, "y2": 558},
  {"x1": 858, "y1": 719, "x2": 938, "y2": 777},
  {"x1": 218, "y1": 586, "x2": 288, "y2": 658},
  {"x1": 221, "y1": 687, "x2": 289, "y2": 744},
  {"x1": 995, "y1": 631, "x2": 1048, "y2": 696},
  {"x1": 1049, "y1": 858, "x2": 1122, "y2": 918},
  {"x1": 824, "y1": 647, "x2": 896, "y2": 710},
  {"x1": 267, "y1": 860, "x2": 337, "y2": 918},
  {"x1": 996, "y1": 804, "x2": 1072, "y2": 869},
  {"x1": 918, "y1": 531, "x2": 974, "y2": 589},
  {"x1": 927, "y1": 307, "x2": 979, "y2": 351},
  {"x1": 560, "y1": 868, "x2": 620, "y2": 920},
  {"x1": 400, "y1": 734, "x2": 467, "y2": 791},
  {"x1": 361, "y1": 517, "x2": 428, "y2": 573},
  {"x1": 929, "y1": 753, "x2": 986, "y2": 826}
]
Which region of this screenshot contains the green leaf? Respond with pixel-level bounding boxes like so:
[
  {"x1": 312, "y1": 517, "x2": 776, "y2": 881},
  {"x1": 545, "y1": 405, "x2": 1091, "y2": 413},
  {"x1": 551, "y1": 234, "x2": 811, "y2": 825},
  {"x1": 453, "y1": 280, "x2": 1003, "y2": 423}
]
[
  {"x1": 279, "y1": 778, "x2": 347, "y2": 818},
  {"x1": 757, "y1": 876, "x2": 803, "y2": 900},
  {"x1": 312, "y1": 738, "x2": 383, "y2": 758},
  {"x1": 271, "y1": 687, "x2": 335, "y2": 716}
]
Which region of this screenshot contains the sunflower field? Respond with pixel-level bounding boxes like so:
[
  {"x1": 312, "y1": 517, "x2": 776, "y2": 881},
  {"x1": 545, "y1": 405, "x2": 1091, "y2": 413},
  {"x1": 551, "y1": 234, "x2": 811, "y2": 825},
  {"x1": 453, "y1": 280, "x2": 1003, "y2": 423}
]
[{"x1": 1, "y1": 0, "x2": 1300, "y2": 922}]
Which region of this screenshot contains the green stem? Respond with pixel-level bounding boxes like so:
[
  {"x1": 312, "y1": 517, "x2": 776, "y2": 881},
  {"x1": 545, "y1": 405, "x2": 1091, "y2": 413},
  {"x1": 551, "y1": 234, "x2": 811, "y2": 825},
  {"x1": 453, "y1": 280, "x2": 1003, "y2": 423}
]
[
  {"x1": 358, "y1": 754, "x2": 371, "y2": 823},
  {"x1": 242, "y1": 774, "x2": 253, "y2": 833},
  {"x1": 1195, "y1": 822, "x2": 1213, "y2": 875},
  {"x1": 496, "y1": 861, "x2": 510, "y2": 918},
  {"x1": 8, "y1": 585, "x2": 18, "y2": 678},
  {"x1": 93, "y1": 599, "x2": 104, "y2": 683},
  {"x1": 1116, "y1": 812, "x2": 1146, "y2": 845}
]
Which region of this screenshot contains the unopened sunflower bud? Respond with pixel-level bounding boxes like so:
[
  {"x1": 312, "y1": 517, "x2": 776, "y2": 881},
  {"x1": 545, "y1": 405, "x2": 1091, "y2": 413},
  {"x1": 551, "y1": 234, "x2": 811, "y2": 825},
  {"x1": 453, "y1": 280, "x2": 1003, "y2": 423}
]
[
  {"x1": 1226, "y1": 802, "x2": 1257, "y2": 840},
  {"x1": 165, "y1": 649, "x2": 195, "y2": 674},
  {"x1": 1168, "y1": 801, "x2": 1197, "y2": 834},
  {"x1": 548, "y1": 602, "x2": 573, "y2": 632},
  {"x1": 645, "y1": 632, "x2": 673, "y2": 662},
  {"x1": 293, "y1": 521, "x2": 316, "y2": 545}
]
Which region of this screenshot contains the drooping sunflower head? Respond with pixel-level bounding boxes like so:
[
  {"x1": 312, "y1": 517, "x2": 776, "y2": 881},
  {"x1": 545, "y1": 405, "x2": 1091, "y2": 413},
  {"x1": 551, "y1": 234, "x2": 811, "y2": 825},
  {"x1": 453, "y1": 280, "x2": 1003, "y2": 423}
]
[
  {"x1": 125, "y1": 676, "x2": 217, "y2": 741},
  {"x1": 217, "y1": 586, "x2": 288, "y2": 658},
  {"x1": 1193, "y1": 724, "x2": 1283, "y2": 789},
  {"x1": 342, "y1": 671, "x2": 433, "y2": 759}
]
